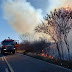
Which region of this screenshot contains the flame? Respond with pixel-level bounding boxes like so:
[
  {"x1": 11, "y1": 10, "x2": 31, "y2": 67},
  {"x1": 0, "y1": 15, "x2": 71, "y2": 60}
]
[
  {"x1": 44, "y1": 54, "x2": 47, "y2": 57},
  {"x1": 65, "y1": 8, "x2": 68, "y2": 11},
  {"x1": 41, "y1": 53, "x2": 44, "y2": 56},
  {"x1": 41, "y1": 53, "x2": 47, "y2": 57},
  {"x1": 65, "y1": 7, "x2": 69, "y2": 11},
  {"x1": 48, "y1": 55, "x2": 54, "y2": 59},
  {"x1": 41, "y1": 53, "x2": 54, "y2": 59}
]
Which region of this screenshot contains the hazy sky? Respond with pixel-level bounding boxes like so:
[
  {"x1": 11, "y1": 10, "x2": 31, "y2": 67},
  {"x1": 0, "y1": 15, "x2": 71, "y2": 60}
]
[
  {"x1": 0, "y1": 0, "x2": 63, "y2": 42},
  {"x1": 0, "y1": 0, "x2": 50, "y2": 42},
  {"x1": 0, "y1": 0, "x2": 19, "y2": 42}
]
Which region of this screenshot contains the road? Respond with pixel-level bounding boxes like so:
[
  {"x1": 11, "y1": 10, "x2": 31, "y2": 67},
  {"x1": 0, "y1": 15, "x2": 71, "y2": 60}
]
[{"x1": 0, "y1": 53, "x2": 72, "y2": 72}]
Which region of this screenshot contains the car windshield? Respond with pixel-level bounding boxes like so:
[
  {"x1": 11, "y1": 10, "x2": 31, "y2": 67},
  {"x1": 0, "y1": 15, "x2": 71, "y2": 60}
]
[{"x1": 3, "y1": 41, "x2": 14, "y2": 45}]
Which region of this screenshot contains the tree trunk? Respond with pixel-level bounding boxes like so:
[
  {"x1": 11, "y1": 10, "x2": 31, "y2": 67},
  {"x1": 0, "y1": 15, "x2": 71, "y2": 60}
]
[
  {"x1": 64, "y1": 34, "x2": 70, "y2": 60},
  {"x1": 59, "y1": 36, "x2": 64, "y2": 60},
  {"x1": 51, "y1": 36, "x2": 61, "y2": 59},
  {"x1": 56, "y1": 42, "x2": 61, "y2": 59}
]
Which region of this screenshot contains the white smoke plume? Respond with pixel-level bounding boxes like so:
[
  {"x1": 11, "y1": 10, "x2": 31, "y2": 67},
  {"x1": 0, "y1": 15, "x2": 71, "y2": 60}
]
[
  {"x1": 3, "y1": 0, "x2": 43, "y2": 34},
  {"x1": 3, "y1": 0, "x2": 72, "y2": 42}
]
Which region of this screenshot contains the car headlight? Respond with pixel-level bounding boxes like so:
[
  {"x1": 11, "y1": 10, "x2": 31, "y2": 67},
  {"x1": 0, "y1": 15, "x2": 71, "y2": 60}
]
[
  {"x1": 14, "y1": 48, "x2": 15, "y2": 49},
  {"x1": 4, "y1": 49, "x2": 6, "y2": 50}
]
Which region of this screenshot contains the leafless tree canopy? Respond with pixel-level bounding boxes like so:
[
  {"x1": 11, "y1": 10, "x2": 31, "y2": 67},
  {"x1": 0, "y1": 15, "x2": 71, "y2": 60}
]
[{"x1": 35, "y1": 7, "x2": 72, "y2": 60}]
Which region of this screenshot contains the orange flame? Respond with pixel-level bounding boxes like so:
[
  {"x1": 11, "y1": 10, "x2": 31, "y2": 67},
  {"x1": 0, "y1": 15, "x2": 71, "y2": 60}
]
[
  {"x1": 41, "y1": 53, "x2": 44, "y2": 56},
  {"x1": 41, "y1": 53, "x2": 54, "y2": 59},
  {"x1": 65, "y1": 7, "x2": 69, "y2": 11},
  {"x1": 65, "y1": 8, "x2": 68, "y2": 11},
  {"x1": 48, "y1": 55, "x2": 54, "y2": 59}
]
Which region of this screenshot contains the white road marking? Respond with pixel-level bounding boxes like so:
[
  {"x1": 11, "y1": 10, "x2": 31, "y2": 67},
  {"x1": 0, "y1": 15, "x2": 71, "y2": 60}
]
[
  {"x1": 3, "y1": 56, "x2": 14, "y2": 72},
  {"x1": 5, "y1": 68, "x2": 9, "y2": 72},
  {"x1": 2, "y1": 57, "x2": 4, "y2": 61}
]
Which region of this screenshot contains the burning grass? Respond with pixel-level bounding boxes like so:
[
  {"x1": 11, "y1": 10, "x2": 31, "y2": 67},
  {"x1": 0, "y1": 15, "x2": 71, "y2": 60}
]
[{"x1": 39, "y1": 53, "x2": 54, "y2": 59}]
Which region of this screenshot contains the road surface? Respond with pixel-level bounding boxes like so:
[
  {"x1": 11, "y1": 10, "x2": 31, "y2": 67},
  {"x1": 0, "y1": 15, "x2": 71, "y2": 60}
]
[{"x1": 0, "y1": 53, "x2": 72, "y2": 72}]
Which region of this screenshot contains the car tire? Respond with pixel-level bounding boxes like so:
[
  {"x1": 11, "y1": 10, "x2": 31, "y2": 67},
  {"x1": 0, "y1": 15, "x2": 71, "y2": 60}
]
[
  {"x1": 12, "y1": 50, "x2": 15, "y2": 54},
  {"x1": 1, "y1": 50, "x2": 4, "y2": 55}
]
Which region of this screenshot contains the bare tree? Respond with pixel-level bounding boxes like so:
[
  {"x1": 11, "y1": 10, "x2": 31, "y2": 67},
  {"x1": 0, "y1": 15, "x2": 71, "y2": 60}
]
[
  {"x1": 35, "y1": 21, "x2": 61, "y2": 59},
  {"x1": 59, "y1": 8, "x2": 72, "y2": 60},
  {"x1": 35, "y1": 7, "x2": 72, "y2": 60},
  {"x1": 51, "y1": 8, "x2": 72, "y2": 60}
]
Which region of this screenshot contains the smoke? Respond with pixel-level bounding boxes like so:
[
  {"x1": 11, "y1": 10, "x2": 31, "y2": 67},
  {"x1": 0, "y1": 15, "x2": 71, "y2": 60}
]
[
  {"x1": 3, "y1": 0, "x2": 43, "y2": 34},
  {"x1": 60, "y1": 0, "x2": 72, "y2": 7},
  {"x1": 3, "y1": 0, "x2": 72, "y2": 42},
  {"x1": 48, "y1": 0, "x2": 72, "y2": 12},
  {"x1": 48, "y1": 0, "x2": 72, "y2": 42}
]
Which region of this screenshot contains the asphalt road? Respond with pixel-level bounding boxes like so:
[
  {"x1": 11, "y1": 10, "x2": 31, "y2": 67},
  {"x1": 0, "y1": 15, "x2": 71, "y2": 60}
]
[{"x1": 0, "y1": 53, "x2": 72, "y2": 72}]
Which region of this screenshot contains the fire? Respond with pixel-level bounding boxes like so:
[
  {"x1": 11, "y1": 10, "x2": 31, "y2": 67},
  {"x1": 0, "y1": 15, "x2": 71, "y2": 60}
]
[
  {"x1": 41, "y1": 53, "x2": 54, "y2": 59},
  {"x1": 48, "y1": 55, "x2": 54, "y2": 59},
  {"x1": 65, "y1": 7, "x2": 69, "y2": 11},
  {"x1": 44, "y1": 54, "x2": 47, "y2": 57},
  {"x1": 41, "y1": 53, "x2": 47, "y2": 57},
  {"x1": 65, "y1": 8, "x2": 68, "y2": 11},
  {"x1": 41, "y1": 53, "x2": 44, "y2": 56},
  {"x1": 41, "y1": 50, "x2": 54, "y2": 59}
]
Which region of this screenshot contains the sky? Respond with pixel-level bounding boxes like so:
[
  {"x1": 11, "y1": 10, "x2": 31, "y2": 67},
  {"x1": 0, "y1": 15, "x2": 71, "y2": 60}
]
[
  {"x1": 0, "y1": 0, "x2": 50, "y2": 42},
  {"x1": 0, "y1": 0, "x2": 67, "y2": 42},
  {"x1": 0, "y1": 0, "x2": 19, "y2": 42}
]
